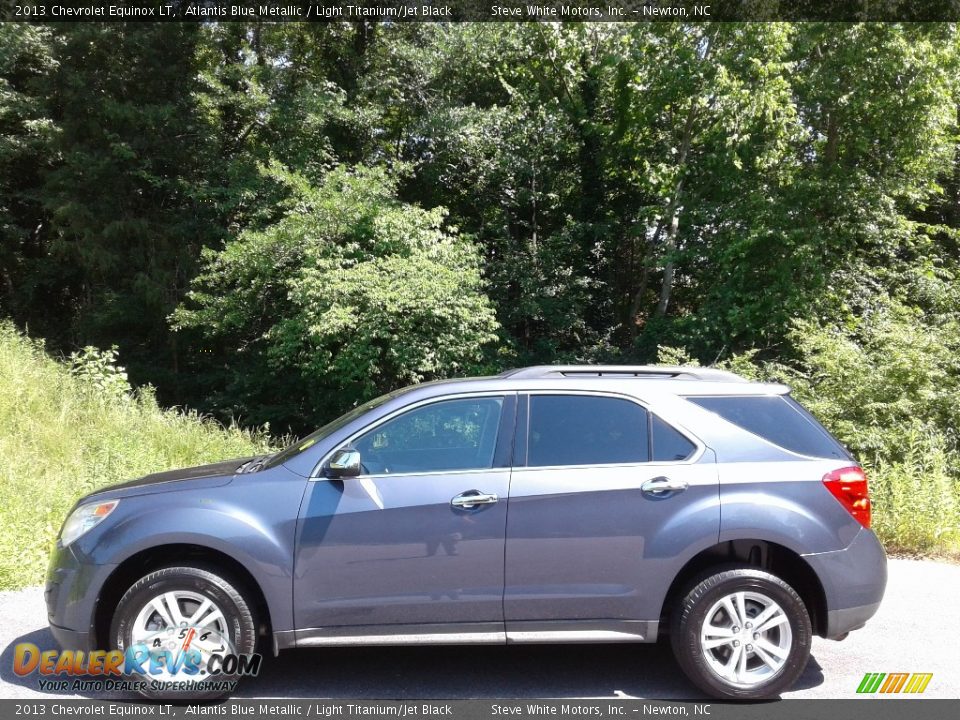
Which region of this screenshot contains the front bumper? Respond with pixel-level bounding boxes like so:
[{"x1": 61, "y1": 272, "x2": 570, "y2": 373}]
[
  {"x1": 802, "y1": 527, "x2": 887, "y2": 639},
  {"x1": 48, "y1": 623, "x2": 91, "y2": 652},
  {"x1": 45, "y1": 541, "x2": 117, "y2": 652}
]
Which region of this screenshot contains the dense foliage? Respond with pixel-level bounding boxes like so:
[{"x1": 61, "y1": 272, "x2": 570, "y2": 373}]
[
  {"x1": 170, "y1": 165, "x2": 498, "y2": 425},
  {"x1": 2, "y1": 22, "x2": 960, "y2": 555}
]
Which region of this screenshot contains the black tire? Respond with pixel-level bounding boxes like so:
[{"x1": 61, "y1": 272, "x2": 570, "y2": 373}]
[
  {"x1": 110, "y1": 565, "x2": 257, "y2": 700},
  {"x1": 670, "y1": 567, "x2": 812, "y2": 700}
]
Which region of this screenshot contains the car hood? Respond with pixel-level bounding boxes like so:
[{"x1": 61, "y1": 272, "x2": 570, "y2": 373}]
[{"x1": 84, "y1": 457, "x2": 255, "y2": 502}]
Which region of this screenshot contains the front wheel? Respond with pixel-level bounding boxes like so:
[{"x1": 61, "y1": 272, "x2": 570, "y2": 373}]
[
  {"x1": 670, "y1": 567, "x2": 812, "y2": 700},
  {"x1": 110, "y1": 565, "x2": 257, "y2": 700}
]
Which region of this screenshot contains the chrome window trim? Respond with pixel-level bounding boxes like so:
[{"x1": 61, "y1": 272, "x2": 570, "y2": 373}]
[
  {"x1": 521, "y1": 389, "x2": 706, "y2": 468},
  {"x1": 310, "y1": 390, "x2": 515, "y2": 480}
]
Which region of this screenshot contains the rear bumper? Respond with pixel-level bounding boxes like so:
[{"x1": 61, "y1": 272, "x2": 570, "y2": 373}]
[
  {"x1": 802, "y1": 527, "x2": 887, "y2": 639},
  {"x1": 826, "y1": 601, "x2": 882, "y2": 638}
]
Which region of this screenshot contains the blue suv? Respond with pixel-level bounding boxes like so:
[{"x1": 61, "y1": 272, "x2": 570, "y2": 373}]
[{"x1": 46, "y1": 365, "x2": 887, "y2": 699}]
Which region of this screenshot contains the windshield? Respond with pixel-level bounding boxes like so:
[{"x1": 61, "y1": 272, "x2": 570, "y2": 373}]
[{"x1": 261, "y1": 390, "x2": 401, "y2": 470}]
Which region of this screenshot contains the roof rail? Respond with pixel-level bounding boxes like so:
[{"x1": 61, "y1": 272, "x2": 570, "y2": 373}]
[{"x1": 499, "y1": 365, "x2": 747, "y2": 382}]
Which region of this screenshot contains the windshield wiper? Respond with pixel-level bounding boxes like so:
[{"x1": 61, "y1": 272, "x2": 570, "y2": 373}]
[{"x1": 238, "y1": 455, "x2": 271, "y2": 473}]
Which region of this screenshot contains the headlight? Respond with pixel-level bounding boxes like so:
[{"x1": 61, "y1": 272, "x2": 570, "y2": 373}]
[{"x1": 59, "y1": 500, "x2": 119, "y2": 547}]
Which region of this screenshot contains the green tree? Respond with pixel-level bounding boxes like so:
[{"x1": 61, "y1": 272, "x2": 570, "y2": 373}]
[
  {"x1": 172, "y1": 165, "x2": 499, "y2": 431},
  {"x1": 0, "y1": 25, "x2": 58, "y2": 323},
  {"x1": 30, "y1": 24, "x2": 231, "y2": 388},
  {"x1": 653, "y1": 23, "x2": 958, "y2": 357}
]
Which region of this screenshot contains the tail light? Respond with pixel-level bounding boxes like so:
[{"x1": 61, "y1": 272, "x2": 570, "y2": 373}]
[{"x1": 822, "y1": 466, "x2": 871, "y2": 528}]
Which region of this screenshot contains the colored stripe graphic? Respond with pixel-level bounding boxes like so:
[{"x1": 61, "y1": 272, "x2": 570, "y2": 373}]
[
  {"x1": 880, "y1": 673, "x2": 909, "y2": 693},
  {"x1": 856, "y1": 672, "x2": 932, "y2": 694},
  {"x1": 903, "y1": 673, "x2": 933, "y2": 694},
  {"x1": 857, "y1": 673, "x2": 885, "y2": 693}
]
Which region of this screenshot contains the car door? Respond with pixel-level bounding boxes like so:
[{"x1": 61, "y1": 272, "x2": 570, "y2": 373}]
[
  {"x1": 294, "y1": 393, "x2": 515, "y2": 643},
  {"x1": 504, "y1": 392, "x2": 719, "y2": 641}
]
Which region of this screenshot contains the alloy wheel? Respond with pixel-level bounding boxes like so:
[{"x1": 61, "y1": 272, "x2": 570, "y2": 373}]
[{"x1": 699, "y1": 590, "x2": 793, "y2": 688}]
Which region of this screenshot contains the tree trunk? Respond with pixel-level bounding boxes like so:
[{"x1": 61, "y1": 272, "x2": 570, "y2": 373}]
[
  {"x1": 252, "y1": 22, "x2": 265, "y2": 66},
  {"x1": 655, "y1": 211, "x2": 681, "y2": 317},
  {"x1": 627, "y1": 253, "x2": 651, "y2": 342},
  {"x1": 652, "y1": 102, "x2": 698, "y2": 319},
  {"x1": 824, "y1": 110, "x2": 839, "y2": 166},
  {"x1": 645, "y1": 29, "x2": 716, "y2": 323}
]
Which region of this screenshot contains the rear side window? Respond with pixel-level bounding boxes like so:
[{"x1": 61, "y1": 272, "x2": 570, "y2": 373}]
[
  {"x1": 687, "y1": 395, "x2": 849, "y2": 459},
  {"x1": 528, "y1": 395, "x2": 649, "y2": 467}
]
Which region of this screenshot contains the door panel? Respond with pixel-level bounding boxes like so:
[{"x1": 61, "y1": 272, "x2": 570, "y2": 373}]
[
  {"x1": 294, "y1": 394, "x2": 514, "y2": 634},
  {"x1": 504, "y1": 393, "x2": 719, "y2": 629},
  {"x1": 504, "y1": 462, "x2": 719, "y2": 624},
  {"x1": 295, "y1": 470, "x2": 510, "y2": 630}
]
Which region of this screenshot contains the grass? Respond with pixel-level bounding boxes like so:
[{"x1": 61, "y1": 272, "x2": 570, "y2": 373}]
[
  {"x1": 868, "y1": 441, "x2": 960, "y2": 560},
  {"x1": 0, "y1": 323, "x2": 272, "y2": 590}
]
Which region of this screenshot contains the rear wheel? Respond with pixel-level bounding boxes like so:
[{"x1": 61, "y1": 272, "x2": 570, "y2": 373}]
[
  {"x1": 110, "y1": 566, "x2": 257, "y2": 700},
  {"x1": 670, "y1": 567, "x2": 811, "y2": 699}
]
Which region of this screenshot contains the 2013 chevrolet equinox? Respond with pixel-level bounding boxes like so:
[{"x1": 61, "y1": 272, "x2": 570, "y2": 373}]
[{"x1": 46, "y1": 365, "x2": 887, "y2": 700}]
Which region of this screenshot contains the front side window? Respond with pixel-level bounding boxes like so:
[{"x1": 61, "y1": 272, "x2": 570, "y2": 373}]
[
  {"x1": 528, "y1": 395, "x2": 649, "y2": 467},
  {"x1": 262, "y1": 390, "x2": 403, "y2": 470},
  {"x1": 351, "y1": 397, "x2": 504, "y2": 475}
]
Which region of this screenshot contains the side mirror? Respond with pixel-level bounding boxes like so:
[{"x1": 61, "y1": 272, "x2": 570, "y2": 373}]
[{"x1": 327, "y1": 448, "x2": 361, "y2": 478}]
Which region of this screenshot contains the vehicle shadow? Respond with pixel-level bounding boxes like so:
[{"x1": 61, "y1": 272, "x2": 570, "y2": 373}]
[
  {"x1": 238, "y1": 641, "x2": 824, "y2": 699},
  {"x1": 237, "y1": 642, "x2": 698, "y2": 699},
  {"x1": 1, "y1": 628, "x2": 824, "y2": 700},
  {"x1": 792, "y1": 653, "x2": 826, "y2": 692}
]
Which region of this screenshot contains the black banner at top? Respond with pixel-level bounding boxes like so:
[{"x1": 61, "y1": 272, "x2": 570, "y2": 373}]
[{"x1": 2, "y1": 0, "x2": 960, "y2": 22}]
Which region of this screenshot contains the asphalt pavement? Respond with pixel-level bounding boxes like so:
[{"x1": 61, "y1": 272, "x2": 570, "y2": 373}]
[{"x1": 1, "y1": 558, "x2": 956, "y2": 700}]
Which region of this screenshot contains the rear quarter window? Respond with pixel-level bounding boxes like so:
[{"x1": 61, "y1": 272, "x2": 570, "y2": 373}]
[
  {"x1": 651, "y1": 415, "x2": 697, "y2": 461},
  {"x1": 686, "y1": 395, "x2": 850, "y2": 460}
]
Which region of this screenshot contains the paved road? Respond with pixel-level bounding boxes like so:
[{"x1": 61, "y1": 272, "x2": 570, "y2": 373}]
[{"x1": 1, "y1": 559, "x2": 956, "y2": 700}]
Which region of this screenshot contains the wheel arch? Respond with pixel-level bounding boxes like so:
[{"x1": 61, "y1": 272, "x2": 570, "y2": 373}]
[
  {"x1": 658, "y1": 539, "x2": 828, "y2": 637},
  {"x1": 93, "y1": 543, "x2": 274, "y2": 653}
]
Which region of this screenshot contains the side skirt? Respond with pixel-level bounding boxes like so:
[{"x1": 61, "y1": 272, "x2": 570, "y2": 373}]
[
  {"x1": 296, "y1": 623, "x2": 505, "y2": 647},
  {"x1": 506, "y1": 620, "x2": 657, "y2": 644},
  {"x1": 293, "y1": 620, "x2": 658, "y2": 648}
]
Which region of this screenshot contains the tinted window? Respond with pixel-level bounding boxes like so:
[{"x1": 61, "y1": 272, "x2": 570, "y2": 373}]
[
  {"x1": 352, "y1": 397, "x2": 504, "y2": 475},
  {"x1": 687, "y1": 395, "x2": 849, "y2": 459},
  {"x1": 652, "y1": 415, "x2": 696, "y2": 461},
  {"x1": 528, "y1": 395, "x2": 649, "y2": 467},
  {"x1": 262, "y1": 390, "x2": 400, "y2": 470}
]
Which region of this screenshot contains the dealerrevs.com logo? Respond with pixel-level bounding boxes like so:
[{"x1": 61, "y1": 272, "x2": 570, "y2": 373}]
[
  {"x1": 13, "y1": 631, "x2": 262, "y2": 694},
  {"x1": 856, "y1": 672, "x2": 933, "y2": 694}
]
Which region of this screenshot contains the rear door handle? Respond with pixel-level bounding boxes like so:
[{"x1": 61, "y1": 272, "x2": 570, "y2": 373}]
[
  {"x1": 641, "y1": 476, "x2": 688, "y2": 497},
  {"x1": 451, "y1": 490, "x2": 499, "y2": 509}
]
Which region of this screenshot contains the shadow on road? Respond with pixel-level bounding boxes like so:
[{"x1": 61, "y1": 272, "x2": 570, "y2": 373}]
[
  {"x1": 791, "y1": 654, "x2": 825, "y2": 692},
  {"x1": 1, "y1": 627, "x2": 133, "y2": 700},
  {"x1": 1, "y1": 628, "x2": 824, "y2": 700}
]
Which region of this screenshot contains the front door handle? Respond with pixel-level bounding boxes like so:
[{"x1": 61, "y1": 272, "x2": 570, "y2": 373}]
[
  {"x1": 451, "y1": 490, "x2": 499, "y2": 509},
  {"x1": 641, "y1": 476, "x2": 688, "y2": 497}
]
